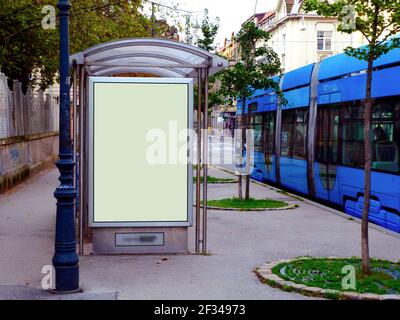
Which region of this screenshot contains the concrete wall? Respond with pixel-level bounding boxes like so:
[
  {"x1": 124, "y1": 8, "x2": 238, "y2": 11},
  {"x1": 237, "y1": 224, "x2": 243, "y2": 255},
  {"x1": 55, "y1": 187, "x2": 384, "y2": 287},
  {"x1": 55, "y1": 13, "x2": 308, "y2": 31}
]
[
  {"x1": 0, "y1": 71, "x2": 59, "y2": 193},
  {"x1": 0, "y1": 133, "x2": 59, "y2": 193}
]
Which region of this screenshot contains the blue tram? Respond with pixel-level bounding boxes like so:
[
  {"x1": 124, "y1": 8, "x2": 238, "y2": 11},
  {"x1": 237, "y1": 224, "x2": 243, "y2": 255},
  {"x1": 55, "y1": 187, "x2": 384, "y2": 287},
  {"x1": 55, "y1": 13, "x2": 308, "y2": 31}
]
[{"x1": 237, "y1": 43, "x2": 400, "y2": 233}]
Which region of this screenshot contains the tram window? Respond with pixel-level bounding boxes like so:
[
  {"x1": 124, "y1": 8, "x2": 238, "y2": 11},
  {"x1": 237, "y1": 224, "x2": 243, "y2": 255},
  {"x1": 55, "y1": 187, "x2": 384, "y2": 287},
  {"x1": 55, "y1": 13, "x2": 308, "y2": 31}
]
[
  {"x1": 264, "y1": 112, "x2": 276, "y2": 154},
  {"x1": 293, "y1": 109, "x2": 308, "y2": 159},
  {"x1": 371, "y1": 102, "x2": 400, "y2": 173},
  {"x1": 251, "y1": 115, "x2": 263, "y2": 151},
  {"x1": 281, "y1": 110, "x2": 295, "y2": 158},
  {"x1": 342, "y1": 99, "x2": 400, "y2": 173},
  {"x1": 342, "y1": 102, "x2": 365, "y2": 167},
  {"x1": 281, "y1": 108, "x2": 308, "y2": 160},
  {"x1": 316, "y1": 106, "x2": 340, "y2": 164}
]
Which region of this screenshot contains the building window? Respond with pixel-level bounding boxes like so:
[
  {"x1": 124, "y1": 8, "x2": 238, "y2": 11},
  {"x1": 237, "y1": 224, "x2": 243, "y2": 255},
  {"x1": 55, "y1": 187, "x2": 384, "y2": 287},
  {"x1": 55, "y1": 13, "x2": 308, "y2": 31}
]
[
  {"x1": 317, "y1": 31, "x2": 332, "y2": 51},
  {"x1": 268, "y1": 16, "x2": 275, "y2": 27},
  {"x1": 281, "y1": 54, "x2": 286, "y2": 73}
]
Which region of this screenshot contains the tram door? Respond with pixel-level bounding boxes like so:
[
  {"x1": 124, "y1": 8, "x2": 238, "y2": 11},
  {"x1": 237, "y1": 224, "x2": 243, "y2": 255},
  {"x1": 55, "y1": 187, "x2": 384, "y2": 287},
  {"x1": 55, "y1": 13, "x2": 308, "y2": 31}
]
[
  {"x1": 263, "y1": 111, "x2": 276, "y2": 182},
  {"x1": 315, "y1": 106, "x2": 341, "y2": 204}
]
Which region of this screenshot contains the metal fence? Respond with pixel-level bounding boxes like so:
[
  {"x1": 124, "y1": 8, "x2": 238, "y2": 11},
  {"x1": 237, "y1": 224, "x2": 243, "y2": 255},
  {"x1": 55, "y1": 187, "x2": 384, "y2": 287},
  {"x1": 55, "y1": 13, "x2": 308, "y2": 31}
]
[{"x1": 0, "y1": 71, "x2": 59, "y2": 139}]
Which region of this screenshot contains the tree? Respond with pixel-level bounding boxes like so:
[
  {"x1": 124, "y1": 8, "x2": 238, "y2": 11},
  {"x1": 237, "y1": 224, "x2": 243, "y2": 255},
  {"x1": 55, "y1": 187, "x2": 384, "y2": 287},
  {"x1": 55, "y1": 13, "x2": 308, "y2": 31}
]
[
  {"x1": 196, "y1": 9, "x2": 220, "y2": 52},
  {"x1": 218, "y1": 21, "x2": 282, "y2": 200},
  {"x1": 0, "y1": 0, "x2": 173, "y2": 91},
  {"x1": 184, "y1": 15, "x2": 196, "y2": 45},
  {"x1": 303, "y1": 0, "x2": 400, "y2": 274},
  {"x1": 195, "y1": 9, "x2": 222, "y2": 110}
]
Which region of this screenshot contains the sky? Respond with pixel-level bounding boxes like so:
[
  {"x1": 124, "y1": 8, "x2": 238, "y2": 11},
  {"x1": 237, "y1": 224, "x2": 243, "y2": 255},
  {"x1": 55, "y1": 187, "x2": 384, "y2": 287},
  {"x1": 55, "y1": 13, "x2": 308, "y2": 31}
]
[{"x1": 162, "y1": 0, "x2": 278, "y2": 48}]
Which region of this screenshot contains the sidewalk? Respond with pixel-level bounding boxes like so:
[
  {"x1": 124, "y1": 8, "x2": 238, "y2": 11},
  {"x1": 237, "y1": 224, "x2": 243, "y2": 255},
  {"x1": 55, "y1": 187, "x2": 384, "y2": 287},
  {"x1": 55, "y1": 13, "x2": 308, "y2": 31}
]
[{"x1": 0, "y1": 167, "x2": 399, "y2": 299}]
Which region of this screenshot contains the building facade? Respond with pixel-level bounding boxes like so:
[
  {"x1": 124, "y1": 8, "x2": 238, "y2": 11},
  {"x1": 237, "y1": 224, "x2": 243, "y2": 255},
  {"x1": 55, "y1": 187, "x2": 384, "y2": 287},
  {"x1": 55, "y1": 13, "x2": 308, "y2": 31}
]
[
  {"x1": 258, "y1": 0, "x2": 368, "y2": 73},
  {"x1": 212, "y1": 0, "x2": 369, "y2": 135}
]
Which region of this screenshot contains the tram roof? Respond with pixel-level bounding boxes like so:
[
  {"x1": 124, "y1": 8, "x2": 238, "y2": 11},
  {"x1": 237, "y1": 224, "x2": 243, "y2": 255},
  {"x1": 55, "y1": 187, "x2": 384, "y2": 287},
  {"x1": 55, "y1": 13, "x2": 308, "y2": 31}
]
[
  {"x1": 319, "y1": 36, "x2": 400, "y2": 81},
  {"x1": 70, "y1": 38, "x2": 228, "y2": 78}
]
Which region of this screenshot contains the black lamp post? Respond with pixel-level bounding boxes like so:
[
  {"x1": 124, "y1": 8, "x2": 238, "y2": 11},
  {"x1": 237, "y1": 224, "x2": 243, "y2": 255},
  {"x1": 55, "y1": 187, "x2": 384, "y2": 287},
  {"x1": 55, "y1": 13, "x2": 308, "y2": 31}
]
[{"x1": 52, "y1": 0, "x2": 80, "y2": 293}]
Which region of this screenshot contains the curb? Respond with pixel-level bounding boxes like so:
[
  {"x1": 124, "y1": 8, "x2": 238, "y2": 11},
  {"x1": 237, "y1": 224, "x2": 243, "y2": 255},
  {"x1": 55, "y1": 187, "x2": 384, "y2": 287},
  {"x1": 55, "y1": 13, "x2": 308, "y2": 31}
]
[
  {"x1": 255, "y1": 257, "x2": 400, "y2": 300},
  {"x1": 195, "y1": 204, "x2": 297, "y2": 211}
]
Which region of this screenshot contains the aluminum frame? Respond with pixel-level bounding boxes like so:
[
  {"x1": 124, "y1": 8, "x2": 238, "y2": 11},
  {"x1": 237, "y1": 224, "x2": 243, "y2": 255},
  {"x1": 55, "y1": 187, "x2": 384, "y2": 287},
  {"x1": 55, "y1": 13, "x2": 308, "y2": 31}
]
[{"x1": 87, "y1": 76, "x2": 194, "y2": 228}]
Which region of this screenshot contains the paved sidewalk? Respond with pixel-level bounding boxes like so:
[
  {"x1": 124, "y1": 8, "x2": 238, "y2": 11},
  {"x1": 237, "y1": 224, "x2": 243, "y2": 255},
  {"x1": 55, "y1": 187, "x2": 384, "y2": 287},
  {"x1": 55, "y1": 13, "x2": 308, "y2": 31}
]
[{"x1": 0, "y1": 167, "x2": 399, "y2": 299}]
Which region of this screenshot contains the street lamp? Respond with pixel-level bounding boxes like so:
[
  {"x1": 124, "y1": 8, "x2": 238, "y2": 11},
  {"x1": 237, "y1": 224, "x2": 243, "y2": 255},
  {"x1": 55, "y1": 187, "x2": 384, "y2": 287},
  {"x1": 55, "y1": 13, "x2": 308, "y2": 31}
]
[{"x1": 52, "y1": 0, "x2": 81, "y2": 293}]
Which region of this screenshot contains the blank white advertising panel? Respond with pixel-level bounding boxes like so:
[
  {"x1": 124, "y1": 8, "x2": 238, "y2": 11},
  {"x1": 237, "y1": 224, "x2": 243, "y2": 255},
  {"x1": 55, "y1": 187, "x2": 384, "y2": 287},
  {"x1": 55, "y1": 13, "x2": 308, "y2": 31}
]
[{"x1": 88, "y1": 77, "x2": 193, "y2": 227}]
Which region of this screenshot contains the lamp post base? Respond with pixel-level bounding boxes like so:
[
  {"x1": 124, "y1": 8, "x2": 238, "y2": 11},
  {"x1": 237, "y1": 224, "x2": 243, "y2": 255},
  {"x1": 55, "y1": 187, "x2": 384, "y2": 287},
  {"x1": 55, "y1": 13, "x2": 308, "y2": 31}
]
[
  {"x1": 49, "y1": 287, "x2": 83, "y2": 295},
  {"x1": 50, "y1": 264, "x2": 81, "y2": 293}
]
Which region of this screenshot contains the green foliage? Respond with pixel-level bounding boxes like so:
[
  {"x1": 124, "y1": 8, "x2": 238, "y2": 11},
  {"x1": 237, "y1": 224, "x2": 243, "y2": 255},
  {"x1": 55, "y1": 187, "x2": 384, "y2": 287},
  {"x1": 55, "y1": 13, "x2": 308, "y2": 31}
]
[
  {"x1": 0, "y1": 0, "x2": 175, "y2": 90},
  {"x1": 302, "y1": 0, "x2": 400, "y2": 60},
  {"x1": 184, "y1": 15, "x2": 195, "y2": 44},
  {"x1": 217, "y1": 21, "x2": 282, "y2": 107},
  {"x1": 196, "y1": 9, "x2": 220, "y2": 52},
  {"x1": 0, "y1": 0, "x2": 58, "y2": 90},
  {"x1": 192, "y1": 9, "x2": 222, "y2": 109}
]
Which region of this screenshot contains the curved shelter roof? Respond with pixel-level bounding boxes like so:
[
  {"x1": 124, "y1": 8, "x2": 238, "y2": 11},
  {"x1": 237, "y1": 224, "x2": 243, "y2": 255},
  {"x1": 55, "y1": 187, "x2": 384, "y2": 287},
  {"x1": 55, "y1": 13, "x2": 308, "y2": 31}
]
[{"x1": 70, "y1": 38, "x2": 228, "y2": 78}]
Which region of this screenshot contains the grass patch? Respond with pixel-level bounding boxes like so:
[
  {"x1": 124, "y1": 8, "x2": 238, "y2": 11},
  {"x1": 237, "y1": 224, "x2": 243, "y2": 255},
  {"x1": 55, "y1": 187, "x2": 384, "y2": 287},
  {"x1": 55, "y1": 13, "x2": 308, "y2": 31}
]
[
  {"x1": 271, "y1": 257, "x2": 400, "y2": 295},
  {"x1": 204, "y1": 197, "x2": 288, "y2": 209},
  {"x1": 193, "y1": 176, "x2": 237, "y2": 184}
]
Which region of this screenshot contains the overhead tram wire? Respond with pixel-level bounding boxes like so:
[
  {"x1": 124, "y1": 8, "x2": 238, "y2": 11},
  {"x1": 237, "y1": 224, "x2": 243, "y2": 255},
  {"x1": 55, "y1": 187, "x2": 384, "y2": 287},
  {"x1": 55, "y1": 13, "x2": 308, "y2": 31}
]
[
  {"x1": 254, "y1": 0, "x2": 258, "y2": 14},
  {"x1": 144, "y1": 0, "x2": 203, "y2": 14}
]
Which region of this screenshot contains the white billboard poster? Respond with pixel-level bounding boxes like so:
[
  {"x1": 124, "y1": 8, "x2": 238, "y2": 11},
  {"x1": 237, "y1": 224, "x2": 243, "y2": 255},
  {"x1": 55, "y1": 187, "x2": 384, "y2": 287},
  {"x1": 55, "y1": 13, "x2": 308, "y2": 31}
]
[{"x1": 88, "y1": 77, "x2": 193, "y2": 227}]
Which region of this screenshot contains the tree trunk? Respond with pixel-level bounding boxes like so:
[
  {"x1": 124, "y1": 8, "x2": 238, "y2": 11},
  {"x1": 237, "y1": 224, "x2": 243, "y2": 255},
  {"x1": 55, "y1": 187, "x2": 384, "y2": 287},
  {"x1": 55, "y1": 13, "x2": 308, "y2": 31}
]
[
  {"x1": 237, "y1": 96, "x2": 247, "y2": 200},
  {"x1": 245, "y1": 126, "x2": 251, "y2": 200},
  {"x1": 244, "y1": 97, "x2": 251, "y2": 200},
  {"x1": 238, "y1": 175, "x2": 243, "y2": 200},
  {"x1": 361, "y1": 51, "x2": 374, "y2": 275}
]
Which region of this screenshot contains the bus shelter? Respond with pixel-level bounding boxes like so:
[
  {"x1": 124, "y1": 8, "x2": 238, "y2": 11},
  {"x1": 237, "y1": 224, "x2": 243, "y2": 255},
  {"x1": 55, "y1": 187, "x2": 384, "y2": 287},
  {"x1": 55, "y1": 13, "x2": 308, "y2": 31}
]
[{"x1": 70, "y1": 38, "x2": 228, "y2": 255}]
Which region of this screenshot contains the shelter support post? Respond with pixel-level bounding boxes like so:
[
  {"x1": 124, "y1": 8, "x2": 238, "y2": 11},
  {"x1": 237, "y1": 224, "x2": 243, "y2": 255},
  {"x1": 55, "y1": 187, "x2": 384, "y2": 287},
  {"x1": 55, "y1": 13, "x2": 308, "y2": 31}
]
[
  {"x1": 72, "y1": 62, "x2": 79, "y2": 251},
  {"x1": 78, "y1": 66, "x2": 85, "y2": 255},
  {"x1": 202, "y1": 68, "x2": 209, "y2": 254},
  {"x1": 195, "y1": 68, "x2": 202, "y2": 254}
]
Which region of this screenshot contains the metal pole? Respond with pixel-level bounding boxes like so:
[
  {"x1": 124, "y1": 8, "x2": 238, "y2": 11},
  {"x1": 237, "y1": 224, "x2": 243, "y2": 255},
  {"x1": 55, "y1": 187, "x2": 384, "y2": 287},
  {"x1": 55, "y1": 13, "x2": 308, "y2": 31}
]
[
  {"x1": 83, "y1": 72, "x2": 90, "y2": 237},
  {"x1": 52, "y1": 0, "x2": 80, "y2": 293},
  {"x1": 202, "y1": 68, "x2": 209, "y2": 254},
  {"x1": 72, "y1": 62, "x2": 79, "y2": 245},
  {"x1": 195, "y1": 68, "x2": 202, "y2": 254},
  {"x1": 151, "y1": 2, "x2": 156, "y2": 37},
  {"x1": 78, "y1": 66, "x2": 85, "y2": 255}
]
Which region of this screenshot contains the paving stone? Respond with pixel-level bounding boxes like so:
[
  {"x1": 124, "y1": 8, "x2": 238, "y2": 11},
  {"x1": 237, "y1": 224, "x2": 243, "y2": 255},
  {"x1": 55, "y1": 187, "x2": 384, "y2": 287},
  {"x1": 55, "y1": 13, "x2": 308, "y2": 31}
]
[
  {"x1": 258, "y1": 270, "x2": 273, "y2": 276},
  {"x1": 264, "y1": 274, "x2": 282, "y2": 281},
  {"x1": 304, "y1": 287, "x2": 325, "y2": 295},
  {"x1": 342, "y1": 292, "x2": 362, "y2": 300},
  {"x1": 289, "y1": 283, "x2": 307, "y2": 290},
  {"x1": 279, "y1": 280, "x2": 296, "y2": 287},
  {"x1": 359, "y1": 293, "x2": 381, "y2": 300},
  {"x1": 380, "y1": 294, "x2": 400, "y2": 300}
]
